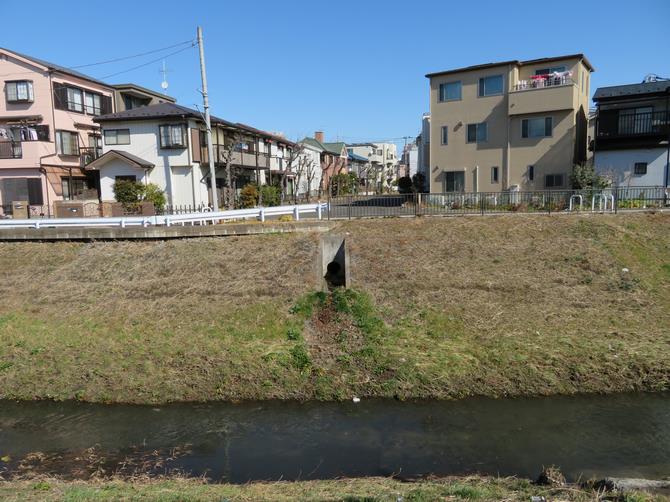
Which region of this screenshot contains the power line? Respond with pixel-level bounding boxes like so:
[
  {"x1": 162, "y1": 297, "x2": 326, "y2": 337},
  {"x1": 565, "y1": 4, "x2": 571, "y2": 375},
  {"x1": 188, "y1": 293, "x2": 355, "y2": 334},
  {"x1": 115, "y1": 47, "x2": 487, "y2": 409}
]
[
  {"x1": 70, "y1": 40, "x2": 195, "y2": 69},
  {"x1": 97, "y1": 43, "x2": 196, "y2": 80}
]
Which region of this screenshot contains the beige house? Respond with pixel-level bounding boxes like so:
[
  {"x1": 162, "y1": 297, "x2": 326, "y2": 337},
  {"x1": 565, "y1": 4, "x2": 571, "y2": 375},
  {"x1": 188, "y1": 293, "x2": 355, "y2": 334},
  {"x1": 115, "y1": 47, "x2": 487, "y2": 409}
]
[{"x1": 426, "y1": 54, "x2": 593, "y2": 193}]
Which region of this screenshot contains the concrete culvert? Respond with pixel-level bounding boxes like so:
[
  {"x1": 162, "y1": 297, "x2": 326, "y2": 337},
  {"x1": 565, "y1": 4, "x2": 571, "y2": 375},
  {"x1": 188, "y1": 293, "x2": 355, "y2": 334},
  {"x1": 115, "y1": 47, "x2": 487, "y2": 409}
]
[{"x1": 319, "y1": 235, "x2": 349, "y2": 290}]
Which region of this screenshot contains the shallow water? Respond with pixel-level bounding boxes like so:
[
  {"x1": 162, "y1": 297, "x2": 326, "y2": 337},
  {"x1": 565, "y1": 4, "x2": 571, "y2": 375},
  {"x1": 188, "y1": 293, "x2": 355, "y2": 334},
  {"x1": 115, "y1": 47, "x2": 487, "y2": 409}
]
[{"x1": 1, "y1": 393, "x2": 669, "y2": 482}]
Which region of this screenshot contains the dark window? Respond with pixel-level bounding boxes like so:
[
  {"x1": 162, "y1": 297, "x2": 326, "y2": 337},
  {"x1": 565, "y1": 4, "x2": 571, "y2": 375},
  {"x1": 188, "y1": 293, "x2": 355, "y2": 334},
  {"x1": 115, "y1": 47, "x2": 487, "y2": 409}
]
[
  {"x1": 0, "y1": 178, "x2": 43, "y2": 205},
  {"x1": 439, "y1": 81, "x2": 461, "y2": 102},
  {"x1": 535, "y1": 66, "x2": 566, "y2": 75},
  {"x1": 104, "y1": 129, "x2": 130, "y2": 145},
  {"x1": 441, "y1": 126, "x2": 448, "y2": 145},
  {"x1": 123, "y1": 94, "x2": 151, "y2": 110},
  {"x1": 55, "y1": 130, "x2": 79, "y2": 156},
  {"x1": 467, "y1": 122, "x2": 487, "y2": 143},
  {"x1": 491, "y1": 166, "x2": 499, "y2": 183},
  {"x1": 444, "y1": 170, "x2": 465, "y2": 192},
  {"x1": 522, "y1": 117, "x2": 553, "y2": 138},
  {"x1": 528, "y1": 165, "x2": 534, "y2": 181},
  {"x1": 159, "y1": 124, "x2": 187, "y2": 148},
  {"x1": 6, "y1": 125, "x2": 49, "y2": 142},
  {"x1": 478, "y1": 75, "x2": 504, "y2": 96},
  {"x1": 5, "y1": 80, "x2": 34, "y2": 103},
  {"x1": 545, "y1": 174, "x2": 564, "y2": 188},
  {"x1": 633, "y1": 162, "x2": 647, "y2": 175},
  {"x1": 61, "y1": 177, "x2": 91, "y2": 200}
]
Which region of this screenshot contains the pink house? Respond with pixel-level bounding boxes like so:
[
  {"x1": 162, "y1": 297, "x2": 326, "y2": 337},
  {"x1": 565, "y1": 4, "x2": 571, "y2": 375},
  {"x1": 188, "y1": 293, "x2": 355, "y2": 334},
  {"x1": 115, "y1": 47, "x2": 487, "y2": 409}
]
[{"x1": 0, "y1": 47, "x2": 115, "y2": 217}]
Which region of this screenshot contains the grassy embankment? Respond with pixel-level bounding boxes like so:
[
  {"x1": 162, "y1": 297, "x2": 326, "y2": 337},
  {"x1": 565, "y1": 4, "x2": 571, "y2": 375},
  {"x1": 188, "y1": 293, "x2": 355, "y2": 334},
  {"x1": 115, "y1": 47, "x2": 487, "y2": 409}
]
[
  {"x1": 1, "y1": 476, "x2": 667, "y2": 502},
  {"x1": 0, "y1": 213, "x2": 669, "y2": 403}
]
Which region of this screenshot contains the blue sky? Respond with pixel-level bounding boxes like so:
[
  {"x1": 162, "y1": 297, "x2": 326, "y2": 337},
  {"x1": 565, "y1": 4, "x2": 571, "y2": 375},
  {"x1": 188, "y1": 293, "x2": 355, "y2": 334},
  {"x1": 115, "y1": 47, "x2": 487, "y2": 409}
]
[{"x1": 3, "y1": 0, "x2": 669, "y2": 149}]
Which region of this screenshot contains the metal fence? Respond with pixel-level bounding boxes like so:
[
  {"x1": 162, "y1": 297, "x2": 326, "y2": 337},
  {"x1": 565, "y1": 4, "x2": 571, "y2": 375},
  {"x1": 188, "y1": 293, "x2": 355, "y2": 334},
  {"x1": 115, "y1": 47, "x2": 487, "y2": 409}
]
[
  {"x1": 0, "y1": 202, "x2": 329, "y2": 230},
  {"x1": 326, "y1": 186, "x2": 670, "y2": 219}
]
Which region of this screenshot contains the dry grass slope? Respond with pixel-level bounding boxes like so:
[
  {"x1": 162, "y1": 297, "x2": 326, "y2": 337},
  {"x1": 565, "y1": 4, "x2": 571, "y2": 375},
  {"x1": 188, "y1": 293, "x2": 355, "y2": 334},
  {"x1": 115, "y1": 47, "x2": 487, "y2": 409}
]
[{"x1": 0, "y1": 213, "x2": 668, "y2": 403}]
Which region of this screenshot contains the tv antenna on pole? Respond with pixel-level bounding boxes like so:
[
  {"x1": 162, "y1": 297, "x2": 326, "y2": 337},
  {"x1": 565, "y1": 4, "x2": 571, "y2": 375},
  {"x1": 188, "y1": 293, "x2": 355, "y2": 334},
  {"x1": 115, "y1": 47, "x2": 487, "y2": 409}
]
[{"x1": 160, "y1": 60, "x2": 169, "y2": 91}]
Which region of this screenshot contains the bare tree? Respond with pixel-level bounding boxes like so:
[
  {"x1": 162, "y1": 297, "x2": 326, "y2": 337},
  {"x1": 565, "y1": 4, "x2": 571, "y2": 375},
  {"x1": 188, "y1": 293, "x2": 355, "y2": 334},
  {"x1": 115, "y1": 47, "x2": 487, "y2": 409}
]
[
  {"x1": 216, "y1": 130, "x2": 243, "y2": 210},
  {"x1": 293, "y1": 152, "x2": 318, "y2": 203},
  {"x1": 280, "y1": 143, "x2": 305, "y2": 203}
]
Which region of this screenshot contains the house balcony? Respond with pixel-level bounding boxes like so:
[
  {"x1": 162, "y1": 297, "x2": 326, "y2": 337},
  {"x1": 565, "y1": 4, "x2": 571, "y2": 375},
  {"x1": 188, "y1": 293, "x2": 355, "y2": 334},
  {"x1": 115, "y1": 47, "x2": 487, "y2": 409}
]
[
  {"x1": 597, "y1": 110, "x2": 669, "y2": 139},
  {"x1": 79, "y1": 146, "x2": 103, "y2": 167},
  {"x1": 508, "y1": 75, "x2": 577, "y2": 116},
  {"x1": 0, "y1": 141, "x2": 22, "y2": 159},
  {"x1": 201, "y1": 145, "x2": 271, "y2": 169}
]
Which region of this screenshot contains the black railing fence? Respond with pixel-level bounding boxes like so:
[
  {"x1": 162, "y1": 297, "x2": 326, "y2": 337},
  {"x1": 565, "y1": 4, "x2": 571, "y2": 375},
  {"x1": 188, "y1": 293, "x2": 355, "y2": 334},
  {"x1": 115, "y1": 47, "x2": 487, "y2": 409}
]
[{"x1": 326, "y1": 186, "x2": 670, "y2": 219}]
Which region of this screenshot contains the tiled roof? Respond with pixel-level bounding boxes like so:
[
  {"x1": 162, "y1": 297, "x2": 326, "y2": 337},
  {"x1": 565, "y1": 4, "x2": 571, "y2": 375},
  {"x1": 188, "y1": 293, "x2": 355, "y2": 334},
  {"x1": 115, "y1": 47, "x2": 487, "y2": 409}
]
[
  {"x1": 593, "y1": 80, "x2": 670, "y2": 100},
  {"x1": 0, "y1": 47, "x2": 112, "y2": 88},
  {"x1": 300, "y1": 137, "x2": 325, "y2": 151},
  {"x1": 322, "y1": 142, "x2": 346, "y2": 155}
]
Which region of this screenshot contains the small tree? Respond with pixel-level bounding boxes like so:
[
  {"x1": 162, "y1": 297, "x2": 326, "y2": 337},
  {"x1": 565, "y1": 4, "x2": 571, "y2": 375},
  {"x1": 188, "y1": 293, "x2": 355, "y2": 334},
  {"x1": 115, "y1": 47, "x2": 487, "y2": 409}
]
[
  {"x1": 397, "y1": 176, "x2": 413, "y2": 194},
  {"x1": 412, "y1": 172, "x2": 426, "y2": 193},
  {"x1": 330, "y1": 173, "x2": 358, "y2": 196},
  {"x1": 112, "y1": 179, "x2": 166, "y2": 212},
  {"x1": 570, "y1": 162, "x2": 609, "y2": 189},
  {"x1": 239, "y1": 183, "x2": 259, "y2": 208}
]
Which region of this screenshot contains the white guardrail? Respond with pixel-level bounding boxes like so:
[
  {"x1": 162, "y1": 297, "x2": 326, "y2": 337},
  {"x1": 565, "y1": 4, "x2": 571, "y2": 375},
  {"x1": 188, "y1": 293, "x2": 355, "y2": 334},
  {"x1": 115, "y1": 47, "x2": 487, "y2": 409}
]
[{"x1": 0, "y1": 202, "x2": 329, "y2": 230}]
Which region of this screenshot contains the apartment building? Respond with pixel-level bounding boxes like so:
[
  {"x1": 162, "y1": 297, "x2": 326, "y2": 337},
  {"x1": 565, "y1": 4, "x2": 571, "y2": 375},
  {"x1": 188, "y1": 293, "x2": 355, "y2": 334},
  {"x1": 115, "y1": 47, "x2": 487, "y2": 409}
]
[
  {"x1": 592, "y1": 78, "x2": 670, "y2": 187},
  {"x1": 0, "y1": 47, "x2": 116, "y2": 216},
  {"x1": 426, "y1": 54, "x2": 593, "y2": 193},
  {"x1": 87, "y1": 102, "x2": 296, "y2": 207},
  {"x1": 347, "y1": 142, "x2": 398, "y2": 191}
]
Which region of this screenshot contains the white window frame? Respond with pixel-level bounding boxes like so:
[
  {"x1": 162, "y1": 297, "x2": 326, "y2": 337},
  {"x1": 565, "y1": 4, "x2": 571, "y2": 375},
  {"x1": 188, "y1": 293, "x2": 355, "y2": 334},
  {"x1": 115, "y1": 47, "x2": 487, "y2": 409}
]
[{"x1": 104, "y1": 129, "x2": 131, "y2": 145}]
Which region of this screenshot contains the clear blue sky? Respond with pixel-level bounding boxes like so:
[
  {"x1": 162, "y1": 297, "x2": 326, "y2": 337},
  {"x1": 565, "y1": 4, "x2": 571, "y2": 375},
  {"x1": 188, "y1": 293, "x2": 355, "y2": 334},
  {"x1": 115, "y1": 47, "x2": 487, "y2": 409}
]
[{"x1": 3, "y1": 0, "x2": 669, "y2": 149}]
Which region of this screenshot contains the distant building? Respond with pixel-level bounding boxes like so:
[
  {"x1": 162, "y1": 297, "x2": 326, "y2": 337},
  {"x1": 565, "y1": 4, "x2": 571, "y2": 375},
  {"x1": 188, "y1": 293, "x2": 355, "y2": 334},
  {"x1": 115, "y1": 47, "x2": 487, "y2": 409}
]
[
  {"x1": 416, "y1": 113, "x2": 430, "y2": 191},
  {"x1": 400, "y1": 142, "x2": 418, "y2": 179},
  {"x1": 300, "y1": 131, "x2": 348, "y2": 195},
  {"x1": 592, "y1": 79, "x2": 670, "y2": 187},
  {"x1": 347, "y1": 142, "x2": 397, "y2": 191},
  {"x1": 112, "y1": 83, "x2": 175, "y2": 112},
  {"x1": 426, "y1": 54, "x2": 593, "y2": 192}
]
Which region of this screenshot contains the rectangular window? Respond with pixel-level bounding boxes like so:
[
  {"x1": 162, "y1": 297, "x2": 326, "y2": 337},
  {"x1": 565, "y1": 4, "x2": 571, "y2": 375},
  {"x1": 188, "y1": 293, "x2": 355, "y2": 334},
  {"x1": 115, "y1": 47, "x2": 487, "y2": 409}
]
[
  {"x1": 633, "y1": 162, "x2": 647, "y2": 175},
  {"x1": 444, "y1": 171, "x2": 465, "y2": 192},
  {"x1": 478, "y1": 75, "x2": 504, "y2": 96},
  {"x1": 528, "y1": 165, "x2": 534, "y2": 181},
  {"x1": 0, "y1": 178, "x2": 43, "y2": 205},
  {"x1": 6, "y1": 80, "x2": 34, "y2": 103},
  {"x1": 522, "y1": 117, "x2": 553, "y2": 138},
  {"x1": 441, "y1": 126, "x2": 448, "y2": 145},
  {"x1": 159, "y1": 124, "x2": 187, "y2": 148},
  {"x1": 491, "y1": 166, "x2": 499, "y2": 183},
  {"x1": 467, "y1": 122, "x2": 487, "y2": 143},
  {"x1": 535, "y1": 66, "x2": 566, "y2": 75},
  {"x1": 66, "y1": 87, "x2": 83, "y2": 112},
  {"x1": 61, "y1": 177, "x2": 91, "y2": 200},
  {"x1": 439, "y1": 81, "x2": 461, "y2": 101},
  {"x1": 104, "y1": 129, "x2": 130, "y2": 145},
  {"x1": 84, "y1": 91, "x2": 102, "y2": 115},
  {"x1": 545, "y1": 174, "x2": 564, "y2": 188},
  {"x1": 55, "y1": 130, "x2": 79, "y2": 156}
]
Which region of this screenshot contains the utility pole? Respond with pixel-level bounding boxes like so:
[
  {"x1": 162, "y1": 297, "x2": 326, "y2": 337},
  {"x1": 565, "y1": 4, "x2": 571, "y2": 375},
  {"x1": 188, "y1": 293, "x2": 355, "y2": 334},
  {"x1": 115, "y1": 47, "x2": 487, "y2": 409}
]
[{"x1": 197, "y1": 26, "x2": 218, "y2": 212}]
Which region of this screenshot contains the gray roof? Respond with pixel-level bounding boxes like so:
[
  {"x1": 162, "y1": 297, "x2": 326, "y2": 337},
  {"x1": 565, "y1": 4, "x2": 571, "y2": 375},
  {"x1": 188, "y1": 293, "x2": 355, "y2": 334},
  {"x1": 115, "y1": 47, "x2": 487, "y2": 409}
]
[
  {"x1": 0, "y1": 47, "x2": 112, "y2": 88},
  {"x1": 95, "y1": 102, "x2": 234, "y2": 126},
  {"x1": 85, "y1": 149, "x2": 154, "y2": 170},
  {"x1": 96, "y1": 103, "x2": 295, "y2": 146},
  {"x1": 593, "y1": 80, "x2": 670, "y2": 101}
]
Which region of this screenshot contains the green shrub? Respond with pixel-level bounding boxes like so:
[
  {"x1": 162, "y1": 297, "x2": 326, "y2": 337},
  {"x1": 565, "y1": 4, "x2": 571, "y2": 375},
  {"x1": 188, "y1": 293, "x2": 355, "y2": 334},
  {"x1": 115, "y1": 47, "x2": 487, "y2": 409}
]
[
  {"x1": 260, "y1": 184, "x2": 281, "y2": 206},
  {"x1": 112, "y1": 180, "x2": 166, "y2": 212},
  {"x1": 290, "y1": 344, "x2": 311, "y2": 372}
]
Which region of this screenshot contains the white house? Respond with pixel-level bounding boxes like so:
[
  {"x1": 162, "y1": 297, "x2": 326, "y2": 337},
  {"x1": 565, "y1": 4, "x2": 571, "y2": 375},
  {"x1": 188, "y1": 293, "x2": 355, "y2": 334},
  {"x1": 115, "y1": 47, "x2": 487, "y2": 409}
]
[{"x1": 86, "y1": 102, "x2": 296, "y2": 208}]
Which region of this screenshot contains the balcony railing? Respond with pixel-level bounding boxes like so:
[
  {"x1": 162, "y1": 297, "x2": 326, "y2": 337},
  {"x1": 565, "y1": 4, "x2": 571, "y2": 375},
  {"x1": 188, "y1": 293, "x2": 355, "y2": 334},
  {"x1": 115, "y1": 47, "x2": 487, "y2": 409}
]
[
  {"x1": 512, "y1": 76, "x2": 574, "y2": 92},
  {"x1": 0, "y1": 141, "x2": 22, "y2": 159},
  {"x1": 597, "y1": 110, "x2": 669, "y2": 138},
  {"x1": 79, "y1": 146, "x2": 102, "y2": 167}
]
